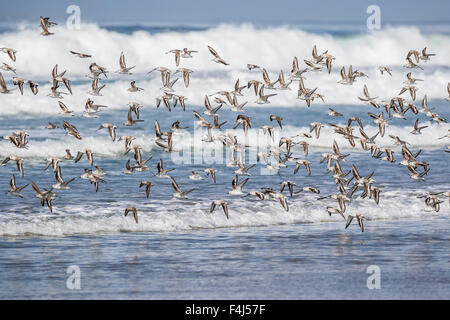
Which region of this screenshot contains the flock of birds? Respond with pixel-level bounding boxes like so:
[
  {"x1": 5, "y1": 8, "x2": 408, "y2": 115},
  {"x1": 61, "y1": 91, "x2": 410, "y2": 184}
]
[{"x1": 1, "y1": 17, "x2": 450, "y2": 232}]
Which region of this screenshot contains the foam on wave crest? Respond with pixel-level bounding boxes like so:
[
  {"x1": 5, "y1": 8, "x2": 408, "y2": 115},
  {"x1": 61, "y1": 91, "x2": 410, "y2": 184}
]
[
  {"x1": 0, "y1": 190, "x2": 447, "y2": 237},
  {"x1": 1, "y1": 123, "x2": 448, "y2": 160}
]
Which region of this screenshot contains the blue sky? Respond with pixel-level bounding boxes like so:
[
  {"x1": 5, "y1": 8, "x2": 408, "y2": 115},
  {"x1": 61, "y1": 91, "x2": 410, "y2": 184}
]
[{"x1": 1, "y1": 0, "x2": 450, "y2": 25}]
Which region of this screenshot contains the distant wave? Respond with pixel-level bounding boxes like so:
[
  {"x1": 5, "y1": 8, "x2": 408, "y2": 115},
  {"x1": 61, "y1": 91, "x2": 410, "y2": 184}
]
[{"x1": 0, "y1": 23, "x2": 449, "y2": 108}]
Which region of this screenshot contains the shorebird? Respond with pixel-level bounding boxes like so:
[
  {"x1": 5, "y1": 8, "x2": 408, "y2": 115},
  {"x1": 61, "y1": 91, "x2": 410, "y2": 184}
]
[
  {"x1": 310, "y1": 122, "x2": 324, "y2": 139},
  {"x1": 97, "y1": 123, "x2": 117, "y2": 141},
  {"x1": 404, "y1": 57, "x2": 423, "y2": 70},
  {"x1": 212, "y1": 114, "x2": 227, "y2": 130},
  {"x1": 410, "y1": 118, "x2": 428, "y2": 135},
  {"x1": 297, "y1": 78, "x2": 317, "y2": 107},
  {"x1": 166, "y1": 49, "x2": 182, "y2": 66},
  {"x1": 57, "y1": 101, "x2": 74, "y2": 116},
  {"x1": 44, "y1": 157, "x2": 59, "y2": 172},
  {"x1": 12, "y1": 76, "x2": 28, "y2": 95},
  {"x1": 229, "y1": 175, "x2": 249, "y2": 196},
  {"x1": 210, "y1": 200, "x2": 229, "y2": 219},
  {"x1": 53, "y1": 167, "x2": 75, "y2": 190},
  {"x1": 261, "y1": 125, "x2": 275, "y2": 139},
  {"x1": 0, "y1": 72, "x2": 14, "y2": 94},
  {"x1": 74, "y1": 149, "x2": 94, "y2": 166},
  {"x1": 126, "y1": 102, "x2": 143, "y2": 119},
  {"x1": 247, "y1": 64, "x2": 260, "y2": 70},
  {"x1": 155, "y1": 131, "x2": 174, "y2": 152},
  {"x1": 40, "y1": 16, "x2": 56, "y2": 36},
  {"x1": 123, "y1": 159, "x2": 135, "y2": 174},
  {"x1": 345, "y1": 213, "x2": 364, "y2": 232},
  {"x1": 1, "y1": 62, "x2": 16, "y2": 74},
  {"x1": 92, "y1": 166, "x2": 106, "y2": 176},
  {"x1": 134, "y1": 156, "x2": 153, "y2": 172},
  {"x1": 398, "y1": 146, "x2": 427, "y2": 169},
  {"x1": 328, "y1": 108, "x2": 343, "y2": 117},
  {"x1": 407, "y1": 166, "x2": 430, "y2": 181},
  {"x1": 117, "y1": 136, "x2": 135, "y2": 153},
  {"x1": 88, "y1": 63, "x2": 109, "y2": 79},
  {"x1": 4, "y1": 131, "x2": 28, "y2": 149},
  {"x1": 419, "y1": 95, "x2": 433, "y2": 117},
  {"x1": 203, "y1": 95, "x2": 222, "y2": 115},
  {"x1": 293, "y1": 159, "x2": 311, "y2": 176},
  {"x1": 399, "y1": 83, "x2": 418, "y2": 101},
  {"x1": 298, "y1": 186, "x2": 320, "y2": 194},
  {"x1": 170, "y1": 177, "x2": 195, "y2": 199},
  {"x1": 290, "y1": 56, "x2": 308, "y2": 80},
  {"x1": 156, "y1": 159, "x2": 174, "y2": 178},
  {"x1": 407, "y1": 49, "x2": 420, "y2": 63},
  {"x1": 47, "y1": 84, "x2": 68, "y2": 99},
  {"x1": 139, "y1": 180, "x2": 154, "y2": 198},
  {"x1": 128, "y1": 81, "x2": 144, "y2": 92},
  {"x1": 171, "y1": 120, "x2": 189, "y2": 133},
  {"x1": 174, "y1": 68, "x2": 193, "y2": 87},
  {"x1": 124, "y1": 207, "x2": 139, "y2": 224},
  {"x1": 378, "y1": 66, "x2": 392, "y2": 76},
  {"x1": 115, "y1": 51, "x2": 135, "y2": 74},
  {"x1": 304, "y1": 59, "x2": 322, "y2": 72},
  {"x1": 31, "y1": 181, "x2": 56, "y2": 212},
  {"x1": 160, "y1": 72, "x2": 178, "y2": 93},
  {"x1": 189, "y1": 171, "x2": 204, "y2": 181},
  {"x1": 280, "y1": 180, "x2": 296, "y2": 197},
  {"x1": 358, "y1": 85, "x2": 379, "y2": 109},
  {"x1": 350, "y1": 165, "x2": 375, "y2": 195},
  {"x1": 88, "y1": 173, "x2": 105, "y2": 192},
  {"x1": 123, "y1": 109, "x2": 144, "y2": 126},
  {"x1": 311, "y1": 45, "x2": 335, "y2": 73},
  {"x1": 368, "y1": 112, "x2": 388, "y2": 137},
  {"x1": 70, "y1": 51, "x2": 92, "y2": 58},
  {"x1": 369, "y1": 186, "x2": 380, "y2": 205},
  {"x1": 419, "y1": 47, "x2": 435, "y2": 62},
  {"x1": 404, "y1": 72, "x2": 423, "y2": 86},
  {"x1": 244, "y1": 190, "x2": 266, "y2": 200},
  {"x1": 87, "y1": 78, "x2": 106, "y2": 96},
  {"x1": 1, "y1": 156, "x2": 24, "y2": 177},
  {"x1": 51, "y1": 64, "x2": 72, "y2": 94},
  {"x1": 262, "y1": 189, "x2": 289, "y2": 212},
  {"x1": 233, "y1": 115, "x2": 252, "y2": 135},
  {"x1": 326, "y1": 207, "x2": 345, "y2": 219},
  {"x1": 261, "y1": 68, "x2": 279, "y2": 89},
  {"x1": 63, "y1": 149, "x2": 74, "y2": 160},
  {"x1": 207, "y1": 45, "x2": 229, "y2": 65},
  {"x1": 156, "y1": 93, "x2": 174, "y2": 111},
  {"x1": 235, "y1": 161, "x2": 255, "y2": 176},
  {"x1": 247, "y1": 80, "x2": 263, "y2": 96},
  {"x1": 270, "y1": 115, "x2": 283, "y2": 129},
  {"x1": 147, "y1": 66, "x2": 170, "y2": 83},
  {"x1": 29, "y1": 80, "x2": 39, "y2": 95},
  {"x1": 1, "y1": 47, "x2": 17, "y2": 62},
  {"x1": 256, "y1": 86, "x2": 277, "y2": 104},
  {"x1": 338, "y1": 65, "x2": 356, "y2": 85},
  {"x1": 7, "y1": 175, "x2": 28, "y2": 198},
  {"x1": 80, "y1": 169, "x2": 92, "y2": 180},
  {"x1": 62, "y1": 119, "x2": 81, "y2": 139},
  {"x1": 230, "y1": 95, "x2": 247, "y2": 112},
  {"x1": 204, "y1": 168, "x2": 217, "y2": 183},
  {"x1": 232, "y1": 79, "x2": 247, "y2": 96},
  {"x1": 181, "y1": 48, "x2": 198, "y2": 58}
]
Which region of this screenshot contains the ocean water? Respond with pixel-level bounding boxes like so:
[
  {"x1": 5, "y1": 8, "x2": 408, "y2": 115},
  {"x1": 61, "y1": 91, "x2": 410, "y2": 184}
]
[{"x1": 0, "y1": 22, "x2": 449, "y2": 299}]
